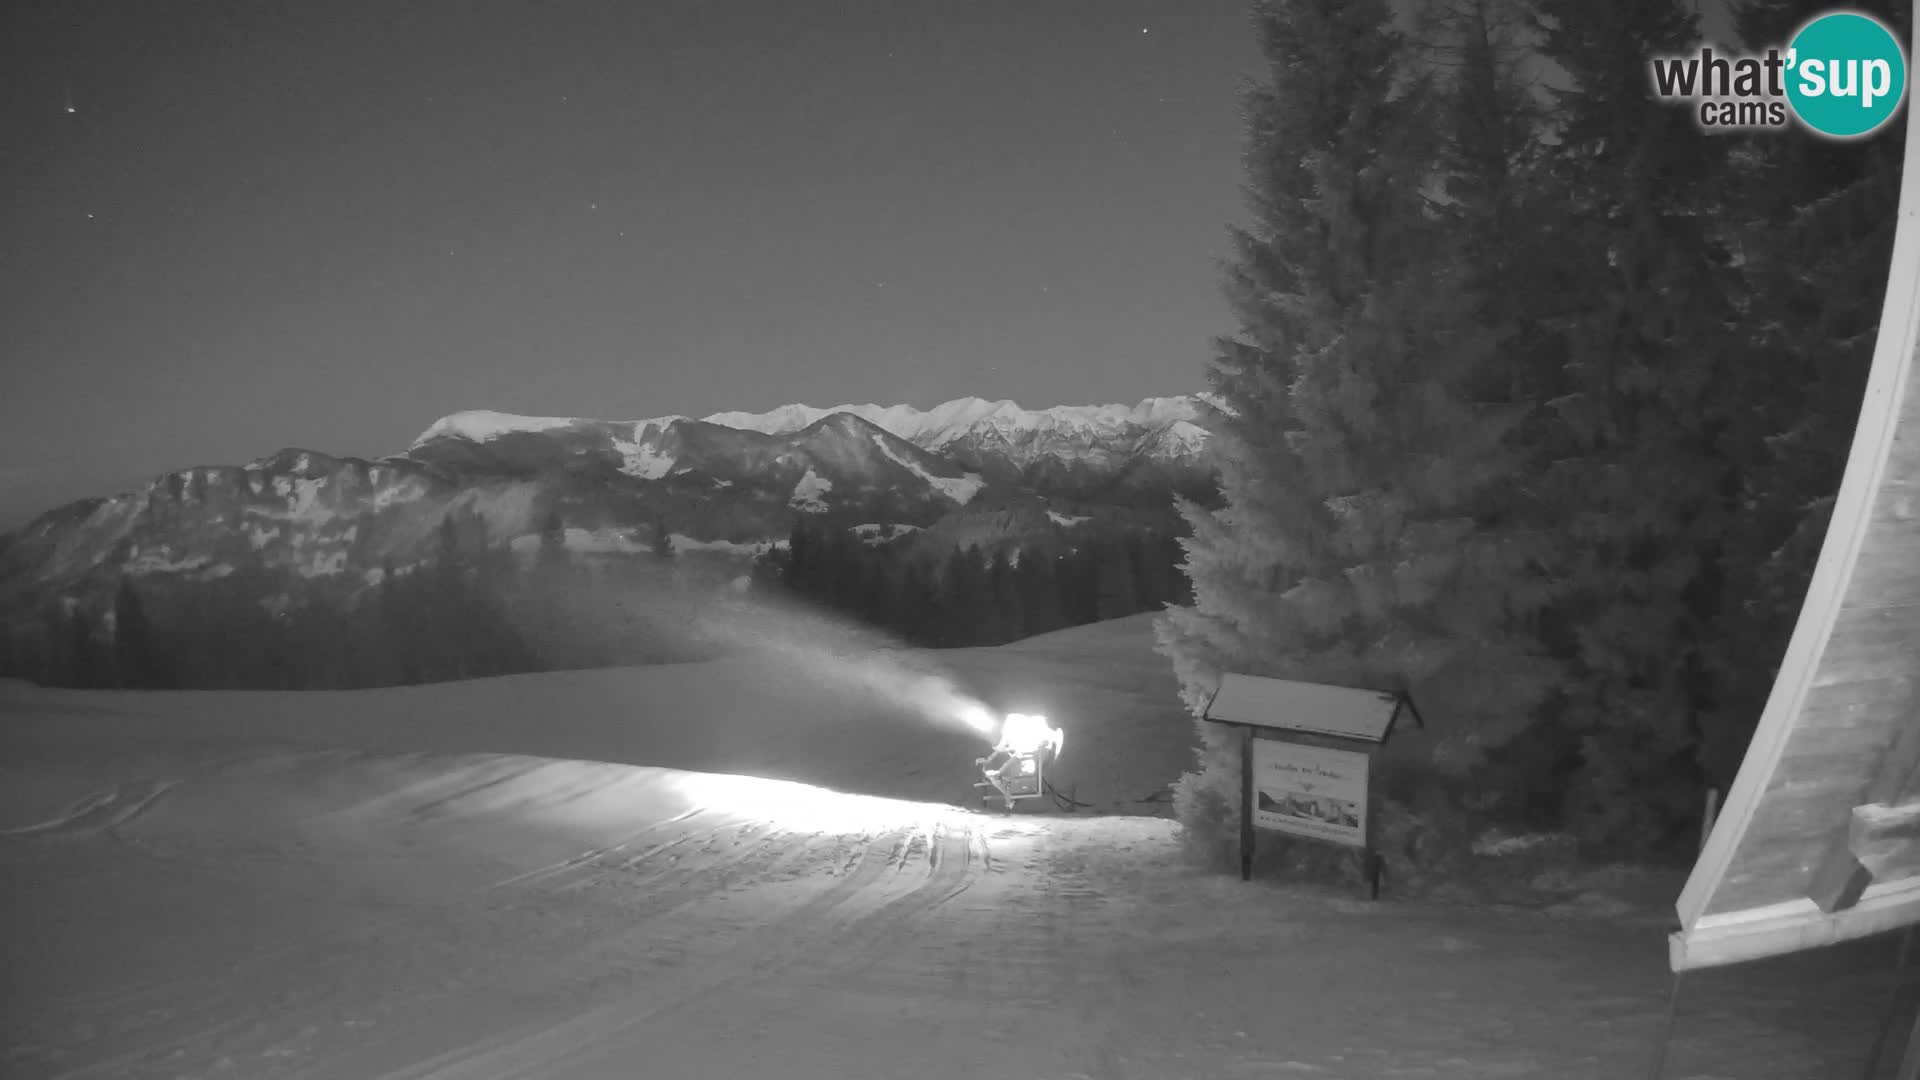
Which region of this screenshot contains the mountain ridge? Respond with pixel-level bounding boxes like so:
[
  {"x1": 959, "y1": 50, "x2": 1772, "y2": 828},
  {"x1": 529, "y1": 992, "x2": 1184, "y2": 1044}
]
[
  {"x1": 0, "y1": 395, "x2": 1215, "y2": 619},
  {"x1": 413, "y1": 394, "x2": 1206, "y2": 462}
]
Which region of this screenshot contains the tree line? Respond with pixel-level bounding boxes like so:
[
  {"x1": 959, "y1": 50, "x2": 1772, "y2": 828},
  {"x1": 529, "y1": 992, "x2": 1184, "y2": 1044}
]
[
  {"x1": 0, "y1": 505, "x2": 1186, "y2": 690},
  {"x1": 752, "y1": 517, "x2": 1192, "y2": 648},
  {"x1": 1158, "y1": 0, "x2": 1906, "y2": 860},
  {"x1": 0, "y1": 508, "x2": 694, "y2": 691}
]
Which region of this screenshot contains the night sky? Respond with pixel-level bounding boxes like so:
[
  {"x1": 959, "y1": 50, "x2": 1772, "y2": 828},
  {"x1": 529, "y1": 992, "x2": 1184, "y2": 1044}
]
[{"x1": 1, "y1": 1, "x2": 1263, "y2": 530}]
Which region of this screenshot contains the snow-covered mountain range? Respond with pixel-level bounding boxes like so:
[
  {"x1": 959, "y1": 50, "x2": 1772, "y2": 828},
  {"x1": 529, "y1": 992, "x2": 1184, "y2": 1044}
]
[
  {"x1": 413, "y1": 395, "x2": 1209, "y2": 477},
  {"x1": 0, "y1": 395, "x2": 1213, "y2": 612}
]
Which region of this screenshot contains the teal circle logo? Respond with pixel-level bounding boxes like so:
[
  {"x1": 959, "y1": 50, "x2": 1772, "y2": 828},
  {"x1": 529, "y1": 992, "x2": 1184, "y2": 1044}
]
[{"x1": 1786, "y1": 12, "x2": 1908, "y2": 139}]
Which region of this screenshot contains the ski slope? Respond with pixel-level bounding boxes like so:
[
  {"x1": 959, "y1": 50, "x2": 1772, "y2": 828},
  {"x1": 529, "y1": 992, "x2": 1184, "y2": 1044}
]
[{"x1": 0, "y1": 615, "x2": 1888, "y2": 1079}]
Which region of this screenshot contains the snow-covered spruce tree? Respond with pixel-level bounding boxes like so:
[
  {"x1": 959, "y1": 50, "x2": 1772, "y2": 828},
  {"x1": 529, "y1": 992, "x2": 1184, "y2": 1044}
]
[
  {"x1": 111, "y1": 577, "x2": 172, "y2": 689},
  {"x1": 1527, "y1": 0, "x2": 1743, "y2": 855},
  {"x1": 1410, "y1": 0, "x2": 1586, "y2": 823},
  {"x1": 1692, "y1": 0, "x2": 1907, "y2": 795},
  {"x1": 1155, "y1": 0, "x2": 1561, "y2": 867}
]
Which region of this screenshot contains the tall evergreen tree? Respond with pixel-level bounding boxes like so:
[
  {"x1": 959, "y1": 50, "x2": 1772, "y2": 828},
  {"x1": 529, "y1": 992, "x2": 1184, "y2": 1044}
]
[
  {"x1": 1017, "y1": 549, "x2": 1065, "y2": 637},
  {"x1": 378, "y1": 557, "x2": 423, "y2": 684},
  {"x1": 434, "y1": 513, "x2": 462, "y2": 576},
  {"x1": 1055, "y1": 548, "x2": 1098, "y2": 626},
  {"x1": 1398, "y1": 0, "x2": 1580, "y2": 808},
  {"x1": 67, "y1": 608, "x2": 104, "y2": 688},
  {"x1": 988, "y1": 550, "x2": 1025, "y2": 643},
  {"x1": 897, "y1": 561, "x2": 938, "y2": 645},
  {"x1": 935, "y1": 548, "x2": 971, "y2": 646},
  {"x1": 434, "y1": 513, "x2": 473, "y2": 679},
  {"x1": 1155, "y1": 0, "x2": 1562, "y2": 857},
  {"x1": 1528, "y1": 0, "x2": 1745, "y2": 851},
  {"x1": 786, "y1": 517, "x2": 817, "y2": 600},
  {"x1": 538, "y1": 509, "x2": 570, "y2": 578},
  {"x1": 112, "y1": 578, "x2": 169, "y2": 688},
  {"x1": 1094, "y1": 539, "x2": 1142, "y2": 621},
  {"x1": 1153, "y1": 531, "x2": 1195, "y2": 608}
]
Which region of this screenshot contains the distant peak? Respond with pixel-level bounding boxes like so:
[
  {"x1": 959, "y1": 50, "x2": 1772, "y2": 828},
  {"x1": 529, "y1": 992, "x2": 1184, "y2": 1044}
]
[
  {"x1": 411, "y1": 410, "x2": 585, "y2": 448},
  {"x1": 243, "y1": 447, "x2": 343, "y2": 474},
  {"x1": 800, "y1": 410, "x2": 886, "y2": 433},
  {"x1": 700, "y1": 395, "x2": 1199, "y2": 442}
]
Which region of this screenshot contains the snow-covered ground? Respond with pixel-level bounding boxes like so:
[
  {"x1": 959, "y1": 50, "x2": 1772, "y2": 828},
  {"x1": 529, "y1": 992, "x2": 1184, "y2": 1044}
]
[{"x1": 0, "y1": 616, "x2": 1890, "y2": 1079}]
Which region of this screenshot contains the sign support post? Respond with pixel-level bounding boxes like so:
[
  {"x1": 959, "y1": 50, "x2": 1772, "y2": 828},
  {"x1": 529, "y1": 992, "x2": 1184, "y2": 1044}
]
[
  {"x1": 1240, "y1": 723, "x2": 1255, "y2": 882},
  {"x1": 1367, "y1": 815, "x2": 1383, "y2": 901}
]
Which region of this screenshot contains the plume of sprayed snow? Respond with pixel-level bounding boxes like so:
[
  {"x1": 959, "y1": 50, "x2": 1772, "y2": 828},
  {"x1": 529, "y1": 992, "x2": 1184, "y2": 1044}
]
[
  {"x1": 693, "y1": 595, "x2": 997, "y2": 739},
  {"x1": 511, "y1": 564, "x2": 999, "y2": 740}
]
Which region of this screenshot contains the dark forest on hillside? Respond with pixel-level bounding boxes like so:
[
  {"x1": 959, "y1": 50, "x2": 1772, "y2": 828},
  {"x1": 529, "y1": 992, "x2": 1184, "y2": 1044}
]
[
  {"x1": 0, "y1": 508, "x2": 1190, "y2": 692},
  {"x1": 750, "y1": 517, "x2": 1190, "y2": 648}
]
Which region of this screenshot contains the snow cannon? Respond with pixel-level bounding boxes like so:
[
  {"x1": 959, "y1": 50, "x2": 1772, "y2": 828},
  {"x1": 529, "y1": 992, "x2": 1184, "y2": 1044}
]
[{"x1": 973, "y1": 711, "x2": 1064, "y2": 811}]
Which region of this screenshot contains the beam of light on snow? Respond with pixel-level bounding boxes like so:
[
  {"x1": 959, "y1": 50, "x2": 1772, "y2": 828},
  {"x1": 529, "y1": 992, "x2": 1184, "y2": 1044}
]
[{"x1": 675, "y1": 772, "x2": 957, "y2": 834}]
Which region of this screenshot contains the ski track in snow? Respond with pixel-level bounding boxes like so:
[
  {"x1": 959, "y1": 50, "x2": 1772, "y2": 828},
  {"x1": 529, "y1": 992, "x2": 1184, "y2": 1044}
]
[
  {"x1": 2, "y1": 760, "x2": 1881, "y2": 1080},
  {"x1": 0, "y1": 779, "x2": 173, "y2": 838},
  {"x1": 0, "y1": 626, "x2": 1888, "y2": 1080}
]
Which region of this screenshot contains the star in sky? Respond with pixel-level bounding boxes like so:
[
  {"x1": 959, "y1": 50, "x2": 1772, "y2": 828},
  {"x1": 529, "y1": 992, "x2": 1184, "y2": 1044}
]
[{"x1": 2, "y1": 0, "x2": 1259, "y2": 532}]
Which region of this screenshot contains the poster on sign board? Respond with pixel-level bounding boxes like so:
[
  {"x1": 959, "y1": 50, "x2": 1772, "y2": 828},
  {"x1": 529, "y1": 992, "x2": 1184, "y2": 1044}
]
[{"x1": 1251, "y1": 739, "x2": 1369, "y2": 848}]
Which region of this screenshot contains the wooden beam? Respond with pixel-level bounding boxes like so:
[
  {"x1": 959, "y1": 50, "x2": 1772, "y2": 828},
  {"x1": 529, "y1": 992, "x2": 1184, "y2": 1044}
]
[
  {"x1": 1855, "y1": 802, "x2": 1920, "y2": 881},
  {"x1": 1809, "y1": 843, "x2": 1873, "y2": 914},
  {"x1": 1867, "y1": 707, "x2": 1920, "y2": 805},
  {"x1": 1672, "y1": 876, "x2": 1920, "y2": 971},
  {"x1": 1808, "y1": 711, "x2": 1920, "y2": 913}
]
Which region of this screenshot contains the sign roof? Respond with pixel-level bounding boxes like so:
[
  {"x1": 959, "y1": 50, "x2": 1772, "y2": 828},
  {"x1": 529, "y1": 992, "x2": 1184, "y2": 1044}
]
[{"x1": 1204, "y1": 673, "x2": 1408, "y2": 743}]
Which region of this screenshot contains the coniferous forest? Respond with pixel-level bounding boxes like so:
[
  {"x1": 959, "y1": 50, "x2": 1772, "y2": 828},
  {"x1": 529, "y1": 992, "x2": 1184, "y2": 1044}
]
[
  {"x1": 751, "y1": 517, "x2": 1191, "y2": 648},
  {"x1": 5, "y1": 507, "x2": 1191, "y2": 692},
  {"x1": 1157, "y1": 0, "x2": 1907, "y2": 863}
]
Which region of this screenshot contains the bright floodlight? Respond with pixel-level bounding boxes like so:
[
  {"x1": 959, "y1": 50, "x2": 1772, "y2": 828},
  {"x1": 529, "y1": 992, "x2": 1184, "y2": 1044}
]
[{"x1": 997, "y1": 712, "x2": 1063, "y2": 758}]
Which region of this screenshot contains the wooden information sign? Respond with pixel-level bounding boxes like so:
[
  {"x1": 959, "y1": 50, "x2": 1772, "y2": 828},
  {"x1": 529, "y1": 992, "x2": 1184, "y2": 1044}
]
[{"x1": 1203, "y1": 673, "x2": 1424, "y2": 899}]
